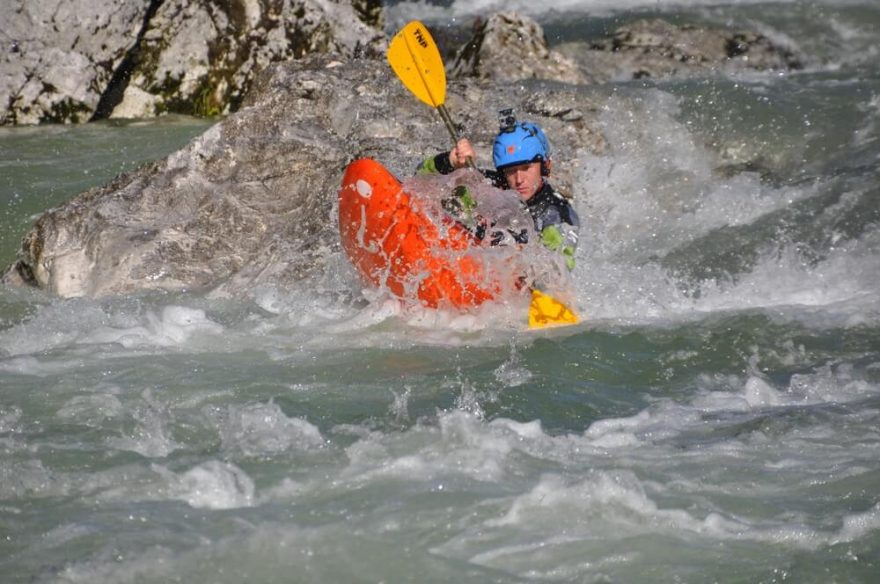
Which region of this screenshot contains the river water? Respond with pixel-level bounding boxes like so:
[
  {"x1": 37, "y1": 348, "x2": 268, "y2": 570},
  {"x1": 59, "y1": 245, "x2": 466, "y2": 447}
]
[{"x1": 2, "y1": 1, "x2": 879, "y2": 582}]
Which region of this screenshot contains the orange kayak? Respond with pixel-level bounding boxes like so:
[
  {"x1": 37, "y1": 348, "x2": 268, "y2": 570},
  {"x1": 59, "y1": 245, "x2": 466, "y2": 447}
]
[{"x1": 337, "y1": 158, "x2": 499, "y2": 309}]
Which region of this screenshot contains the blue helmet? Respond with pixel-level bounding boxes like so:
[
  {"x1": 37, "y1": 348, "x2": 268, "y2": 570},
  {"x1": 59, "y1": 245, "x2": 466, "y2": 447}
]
[{"x1": 493, "y1": 122, "x2": 550, "y2": 170}]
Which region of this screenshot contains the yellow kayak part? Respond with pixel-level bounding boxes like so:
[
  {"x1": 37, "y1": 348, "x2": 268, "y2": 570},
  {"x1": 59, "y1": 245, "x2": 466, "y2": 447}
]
[{"x1": 529, "y1": 289, "x2": 579, "y2": 328}]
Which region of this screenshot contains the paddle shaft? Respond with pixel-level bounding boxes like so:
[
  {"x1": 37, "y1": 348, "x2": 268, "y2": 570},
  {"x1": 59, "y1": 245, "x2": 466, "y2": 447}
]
[
  {"x1": 437, "y1": 104, "x2": 476, "y2": 169},
  {"x1": 437, "y1": 104, "x2": 458, "y2": 143}
]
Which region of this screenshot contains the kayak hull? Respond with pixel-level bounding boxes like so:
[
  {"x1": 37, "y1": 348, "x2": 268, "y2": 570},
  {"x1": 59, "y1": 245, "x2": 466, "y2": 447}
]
[{"x1": 337, "y1": 158, "x2": 498, "y2": 309}]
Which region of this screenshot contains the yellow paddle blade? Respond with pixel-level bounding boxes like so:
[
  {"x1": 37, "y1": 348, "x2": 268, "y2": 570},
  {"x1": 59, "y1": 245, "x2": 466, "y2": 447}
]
[
  {"x1": 529, "y1": 289, "x2": 579, "y2": 329},
  {"x1": 387, "y1": 20, "x2": 446, "y2": 108}
]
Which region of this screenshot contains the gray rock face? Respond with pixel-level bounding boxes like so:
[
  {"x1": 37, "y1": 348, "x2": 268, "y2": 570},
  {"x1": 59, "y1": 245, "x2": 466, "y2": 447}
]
[
  {"x1": 1, "y1": 54, "x2": 606, "y2": 298},
  {"x1": 1, "y1": 0, "x2": 149, "y2": 124},
  {"x1": 1, "y1": 0, "x2": 385, "y2": 125},
  {"x1": 560, "y1": 18, "x2": 802, "y2": 82},
  {"x1": 108, "y1": 0, "x2": 385, "y2": 119},
  {"x1": 449, "y1": 12, "x2": 586, "y2": 85}
]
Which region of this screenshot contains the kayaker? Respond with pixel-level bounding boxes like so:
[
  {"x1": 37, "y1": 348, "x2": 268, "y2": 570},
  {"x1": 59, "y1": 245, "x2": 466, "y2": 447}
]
[{"x1": 418, "y1": 111, "x2": 580, "y2": 270}]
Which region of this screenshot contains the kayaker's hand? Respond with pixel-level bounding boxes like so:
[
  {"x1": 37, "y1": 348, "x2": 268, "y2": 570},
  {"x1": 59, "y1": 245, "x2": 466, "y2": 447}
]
[{"x1": 449, "y1": 139, "x2": 475, "y2": 169}]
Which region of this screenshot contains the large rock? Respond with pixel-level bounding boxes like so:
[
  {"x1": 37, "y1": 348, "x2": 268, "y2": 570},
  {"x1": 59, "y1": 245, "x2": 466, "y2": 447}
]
[
  {"x1": 1, "y1": 0, "x2": 149, "y2": 124},
  {"x1": 1, "y1": 55, "x2": 606, "y2": 298},
  {"x1": 0, "y1": 0, "x2": 385, "y2": 125},
  {"x1": 447, "y1": 14, "x2": 801, "y2": 86},
  {"x1": 559, "y1": 18, "x2": 803, "y2": 82},
  {"x1": 449, "y1": 12, "x2": 586, "y2": 85},
  {"x1": 107, "y1": 0, "x2": 385, "y2": 119}
]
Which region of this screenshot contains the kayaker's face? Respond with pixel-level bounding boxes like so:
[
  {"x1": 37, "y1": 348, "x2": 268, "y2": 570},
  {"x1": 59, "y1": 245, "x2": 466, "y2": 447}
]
[{"x1": 502, "y1": 162, "x2": 543, "y2": 201}]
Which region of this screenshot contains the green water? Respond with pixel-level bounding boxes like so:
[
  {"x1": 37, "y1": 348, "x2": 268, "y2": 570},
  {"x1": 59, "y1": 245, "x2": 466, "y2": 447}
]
[{"x1": 0, "y1": 117, "x2": 214, "y2": 268}]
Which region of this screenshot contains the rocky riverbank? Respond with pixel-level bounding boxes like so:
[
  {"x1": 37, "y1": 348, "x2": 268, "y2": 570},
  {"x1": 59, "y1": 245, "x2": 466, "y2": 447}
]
[
  {"x1": 2, "y1": 3, "x2": 801, "y2": 126},
  {"x1": 1, "y1": 0, "x2": 384, "y2": 124}
]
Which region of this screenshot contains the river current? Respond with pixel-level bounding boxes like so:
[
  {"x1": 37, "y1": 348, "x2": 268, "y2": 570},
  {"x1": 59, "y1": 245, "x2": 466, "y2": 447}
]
[{"x1": 2, "y1": 1, "x2": 879, "y2": 582}]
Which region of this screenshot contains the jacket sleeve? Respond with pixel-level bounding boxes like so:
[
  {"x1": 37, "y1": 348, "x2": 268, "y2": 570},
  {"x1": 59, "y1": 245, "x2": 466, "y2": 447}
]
[
  {"x1": 539, "y1": 202, "x2": 580, "y2": 271},
  {"x1": 417, "y1": 152, "x2": 506, "y2": 187},
  {"x1": 417, "y1": 152, "x2": 456, "y2": 175}
]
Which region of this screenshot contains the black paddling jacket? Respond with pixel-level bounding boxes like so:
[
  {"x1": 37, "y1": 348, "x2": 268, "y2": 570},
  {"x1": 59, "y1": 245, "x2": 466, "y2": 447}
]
[{"x1": 418, "y1": 151, "x2": 580, "y2": 270}]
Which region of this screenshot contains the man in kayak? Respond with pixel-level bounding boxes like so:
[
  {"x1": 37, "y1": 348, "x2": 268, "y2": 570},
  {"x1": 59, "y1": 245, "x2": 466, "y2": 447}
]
[{"x1": 418, "y1": 111, "x2": 580, "y2": 270}]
